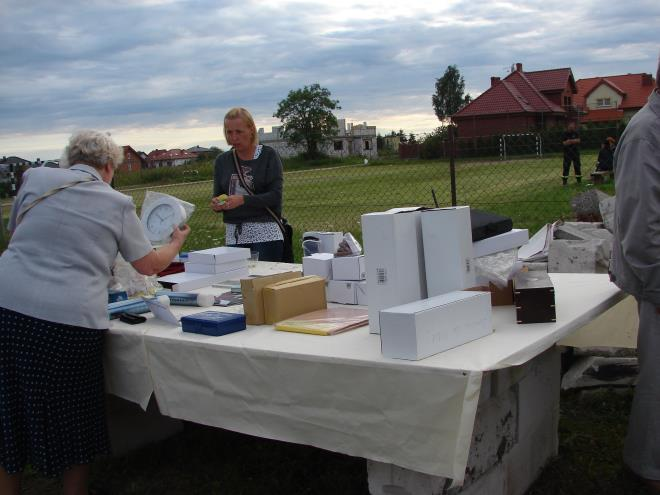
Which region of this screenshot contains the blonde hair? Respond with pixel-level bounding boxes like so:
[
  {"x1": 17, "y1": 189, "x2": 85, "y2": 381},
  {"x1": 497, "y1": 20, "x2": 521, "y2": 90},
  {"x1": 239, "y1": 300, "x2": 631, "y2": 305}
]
[
  {"x1": 223, "y1": 107, "x2": 259, "y2": 147},
  {"x1": 60, "y1": 130, "x2": 123, "y2": 170}
]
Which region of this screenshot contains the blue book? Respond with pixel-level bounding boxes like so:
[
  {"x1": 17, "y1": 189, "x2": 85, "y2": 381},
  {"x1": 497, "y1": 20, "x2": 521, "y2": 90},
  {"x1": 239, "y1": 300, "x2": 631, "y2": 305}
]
[{"x1": 181, "y1": 311, "x2": 246, "y2": 336}]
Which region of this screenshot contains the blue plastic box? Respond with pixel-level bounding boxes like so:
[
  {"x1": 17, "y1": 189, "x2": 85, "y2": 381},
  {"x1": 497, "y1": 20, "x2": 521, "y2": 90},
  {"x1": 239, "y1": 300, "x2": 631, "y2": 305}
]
[{"x1": 181, "y1": 311, "x2": 246, "y2": 336}]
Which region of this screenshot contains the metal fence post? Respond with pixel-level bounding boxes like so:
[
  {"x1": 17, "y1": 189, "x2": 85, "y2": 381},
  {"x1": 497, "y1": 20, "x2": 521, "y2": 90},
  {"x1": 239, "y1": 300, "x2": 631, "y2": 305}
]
[{"x1": 449, "y1": 125, "x2": 457, "y2": 206}]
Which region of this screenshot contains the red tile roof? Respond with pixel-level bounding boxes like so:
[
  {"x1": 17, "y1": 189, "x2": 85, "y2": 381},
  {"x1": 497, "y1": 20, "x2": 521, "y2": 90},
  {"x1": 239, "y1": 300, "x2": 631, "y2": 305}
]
[
  {"x1": 575, "y1": 73, "x2": 655, "y2": 110},
  {"x1": 454, "y1": 68, "x2": 567, "y2": 118},
  {"x1": 524, "y1": 68, "x2": 575, "y2": 93},
  {"x1": 580, "y1": 108, "x2": 625, "y2": 123},
  {"x1": 148, "y1": 149, "x2": 197, "y2": 161}
]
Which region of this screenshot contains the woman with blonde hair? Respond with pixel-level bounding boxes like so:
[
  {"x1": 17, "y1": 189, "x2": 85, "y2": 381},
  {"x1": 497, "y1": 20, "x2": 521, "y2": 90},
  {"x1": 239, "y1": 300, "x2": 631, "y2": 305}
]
[
  {"x1": 0, "y1": 130, "x2": 190, "y2": 495},
  {"x1": 211, "y1": 107, "x2": 285, "y2": 261}
]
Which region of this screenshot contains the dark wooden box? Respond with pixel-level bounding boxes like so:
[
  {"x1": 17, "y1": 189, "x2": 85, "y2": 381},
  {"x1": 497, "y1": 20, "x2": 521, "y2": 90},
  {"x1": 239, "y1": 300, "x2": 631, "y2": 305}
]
[{"x1": 513, "y1": 271, "x2": 556, "y2": 324}]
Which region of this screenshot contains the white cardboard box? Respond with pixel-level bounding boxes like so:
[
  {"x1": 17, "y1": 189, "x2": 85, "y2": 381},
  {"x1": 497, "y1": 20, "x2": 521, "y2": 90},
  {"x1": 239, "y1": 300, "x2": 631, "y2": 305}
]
[
  {"x1": 379, "y1": 291, "x2": 492, "y2": 361},
  {"x1": 332, "y1": 255, "x2": 366, "y2": 281},
  {"x1": 327, "y1": 280, "x2": 358, "y2": 304},
  {"x1": 185, "y1": 259, "x2": 247, "y2": 274},
  {"x1": 157, "y1": 266, "x2": 249, "y2": 291},
  {"x1": 421, "y1": 207, "x2": 476, "y2": 297},
  {"x1": 361, "y1": 207, "x2": 427, "y2": 334},
  {"x1": 356, "y1": 281, "x2": 368, "y2": 306},
  {"x1": 187, "y1": 246, "x2": 251, "y2": 265},
  {"x1": 473, "y1": 228, "x2": 529, "y2": 258},
  {"x1": 302, "y1": 253, "x2": 334, "y2": 280}
]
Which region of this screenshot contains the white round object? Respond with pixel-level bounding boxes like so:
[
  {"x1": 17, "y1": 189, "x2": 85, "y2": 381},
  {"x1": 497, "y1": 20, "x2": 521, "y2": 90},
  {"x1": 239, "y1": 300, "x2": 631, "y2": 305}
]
[{"x1": 141, "y1": 197, "x2": 187, "y2": 243}]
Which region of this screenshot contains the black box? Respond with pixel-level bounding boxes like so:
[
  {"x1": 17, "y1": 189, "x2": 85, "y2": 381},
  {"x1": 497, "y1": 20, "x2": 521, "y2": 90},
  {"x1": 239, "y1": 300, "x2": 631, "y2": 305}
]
[
  {"x1": 470, "y1": 209, "x2": 513, "y2": 242},
  {"x1": 513, "y1": 271, "x2": 556, "y2": 324}
]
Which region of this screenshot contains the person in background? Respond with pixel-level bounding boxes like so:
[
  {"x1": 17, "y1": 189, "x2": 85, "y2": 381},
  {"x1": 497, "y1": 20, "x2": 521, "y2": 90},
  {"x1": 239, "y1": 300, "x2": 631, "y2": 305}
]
[
  {"x1": 595, "y1": 138, "x2": 614, "y2": 172},
  {"x1": 210, "y1": 107, "x2": 284, "y2": 261},
  {"x1": 0, "y1": 130, "x2": 190, "y2": 495},
  {"x1": 610, "y1": 54, "x2": 660, "y2": 493},
  {"x1": 561, "y1": 121, "x2": 582, "y2": 185}
]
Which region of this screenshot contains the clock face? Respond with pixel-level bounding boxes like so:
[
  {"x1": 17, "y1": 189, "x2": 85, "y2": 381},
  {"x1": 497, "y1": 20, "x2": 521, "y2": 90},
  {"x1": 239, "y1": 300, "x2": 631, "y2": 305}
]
[{"x1": 141, "y1": 197, "x2": 187, "y2": 243}]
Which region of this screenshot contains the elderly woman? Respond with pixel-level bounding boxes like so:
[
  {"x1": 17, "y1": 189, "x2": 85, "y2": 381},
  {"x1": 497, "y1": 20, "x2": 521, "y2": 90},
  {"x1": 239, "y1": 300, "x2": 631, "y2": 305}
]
[
  {"x1": 0, "y1": 130, "x2": 190, "y2": 495},
  {"x1": 211, "y1": 107, "x2": 285, "y2": 261}
]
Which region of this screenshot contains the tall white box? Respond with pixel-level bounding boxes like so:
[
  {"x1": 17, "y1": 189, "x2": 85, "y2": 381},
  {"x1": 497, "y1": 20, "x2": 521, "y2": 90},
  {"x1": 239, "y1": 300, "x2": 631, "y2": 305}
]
[
  {"x1": 421, "y1": 207, "x2": 475, "y2": 297},
  {"x1": 380, "y1": 291, "x2": 492, "y2": 361},
  {"x1": 361, "y1": 207, "x2": 427, "y2": 334},
  {"x1": 303, "y1": 253, "x2": 334, "y2": 280},
  {"x1": 332, "y1": 255, "x2": 366, "y2": 281}
]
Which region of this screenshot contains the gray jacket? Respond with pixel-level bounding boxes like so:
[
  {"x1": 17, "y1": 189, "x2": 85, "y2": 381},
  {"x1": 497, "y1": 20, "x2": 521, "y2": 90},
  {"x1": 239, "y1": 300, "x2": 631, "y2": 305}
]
[{"x1": 610, "y1": 89, "x2": 660, "y2": 303}]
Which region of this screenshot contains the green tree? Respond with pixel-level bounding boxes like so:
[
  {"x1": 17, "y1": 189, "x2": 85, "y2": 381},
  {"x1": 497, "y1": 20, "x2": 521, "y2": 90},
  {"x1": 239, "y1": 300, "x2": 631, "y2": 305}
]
[
  {"x1": 274, "y1": 83, "x2": 341, "y2": 159},
  {"x1": 432, "y1": 65, "x2": 472, "y2": 121}
]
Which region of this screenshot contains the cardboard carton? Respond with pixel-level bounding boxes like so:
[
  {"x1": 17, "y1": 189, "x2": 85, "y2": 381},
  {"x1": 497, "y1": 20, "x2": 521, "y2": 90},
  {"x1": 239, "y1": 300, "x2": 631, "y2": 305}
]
[
  {"x1": 380, "y1": 291, "x2": 492, "y2": 361},
  {"x1": 188, "y1": 246, "x2": 251, "y2": 264},
  {"x1": 302, "y1": 253, "x2": 334, "y2": 280},
  {"x1": 473, "y1": 229, "x2": 529, "y2": 258},
  {"x1": 327, "y1": 280, "x2": 358, "y2": 304},
  {"x1": 331, "y1": 255, "x2": 366, "y2": 281},
  {"x1": 263, "y1": 276, "x2": 327, "y2": 324},
  {"x1": 361, "y1": 207, "x2": 427, "y2": 334},
  {"x1": 184, "y1": 259, "x2": 248, "y2": 274},
  {"x1": 241, "y1": 271, "x2": 302, "y2": 325}
]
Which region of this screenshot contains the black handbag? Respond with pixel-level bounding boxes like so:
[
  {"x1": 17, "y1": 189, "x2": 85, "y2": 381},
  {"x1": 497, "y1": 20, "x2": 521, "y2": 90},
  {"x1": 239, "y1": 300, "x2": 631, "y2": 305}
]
[{"x1": 231, "y1": 150, "x2": 294, "y2": 263}]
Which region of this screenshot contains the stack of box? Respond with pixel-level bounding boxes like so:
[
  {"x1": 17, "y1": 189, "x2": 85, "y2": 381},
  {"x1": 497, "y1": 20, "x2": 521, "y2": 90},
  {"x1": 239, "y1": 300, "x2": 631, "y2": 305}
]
[
  {"x1": 302, "y1": 251, "x2": 367, "y2": 306},
  {"x1": 157, "y1": 247, "x2": 250, "y2": 291}
]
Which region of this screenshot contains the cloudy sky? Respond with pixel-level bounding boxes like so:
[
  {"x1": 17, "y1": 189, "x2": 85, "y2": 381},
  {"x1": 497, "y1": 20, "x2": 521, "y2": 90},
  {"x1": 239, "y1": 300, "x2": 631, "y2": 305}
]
[{"x1": 1, "y1": 0, "x2": 658, "y2": 160}]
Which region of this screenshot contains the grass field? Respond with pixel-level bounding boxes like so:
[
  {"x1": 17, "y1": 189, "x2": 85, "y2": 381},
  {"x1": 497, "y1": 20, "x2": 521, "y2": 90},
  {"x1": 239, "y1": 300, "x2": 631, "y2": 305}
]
[{"x1": 110, "y1": 152, "x2": 610, "y2": 260}]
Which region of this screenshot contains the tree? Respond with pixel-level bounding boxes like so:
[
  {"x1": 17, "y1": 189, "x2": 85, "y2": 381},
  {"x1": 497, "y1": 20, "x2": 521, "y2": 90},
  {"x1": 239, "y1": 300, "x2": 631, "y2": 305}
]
[
  {"x1": 432, "y1": 65, "x2": 472, "y2": 122},
  {"x1": 274, "y1": 83, "x2": 341, "y2": 159},
  {"x1": 408, "y1": 133, "x2": 417, "y2": 144}
]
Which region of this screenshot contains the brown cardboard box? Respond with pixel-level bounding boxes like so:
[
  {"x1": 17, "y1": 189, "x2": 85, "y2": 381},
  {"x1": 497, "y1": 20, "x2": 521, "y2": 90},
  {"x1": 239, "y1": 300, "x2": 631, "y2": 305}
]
[
  {"x1": 241, "y1": 271, "x2": 302, "y2": 325},
  {"x1": 263, "y1": 276, "x2": 327, "y2": 324},
  {"x1": 466, "y1": 281, "x2": 514, "y2": 306}
]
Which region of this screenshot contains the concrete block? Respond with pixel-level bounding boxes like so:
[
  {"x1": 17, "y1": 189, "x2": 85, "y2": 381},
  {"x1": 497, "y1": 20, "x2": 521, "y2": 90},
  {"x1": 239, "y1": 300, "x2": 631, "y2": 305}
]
[
  {"x1": 367, "y1": 349, "x2": 561, "y2": 495},
  {"x1": 599, "y1": 196, "x2": 616, "y2": 233},
  {"x1": 554, "y1": 224, "x2": 595, "y2": 241},
  {"x1": 561, "y1": 356, "x2": 639, "y2": 390},
  {"x1": 570, "y1": 190, "x2": 611, "y2": 222},
  {"x1": 547, "y1": 239, "x2": 609, "y2": 274}
]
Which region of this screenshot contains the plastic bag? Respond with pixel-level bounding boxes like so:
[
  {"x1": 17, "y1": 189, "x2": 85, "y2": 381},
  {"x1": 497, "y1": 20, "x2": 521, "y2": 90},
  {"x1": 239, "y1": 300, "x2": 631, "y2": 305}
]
[
  {"x1": 110, "y1": 253, "x2": 161, "y2": 297},
  {"x1": 473, "y1": 249, "x2": 523, "y2": 288}
]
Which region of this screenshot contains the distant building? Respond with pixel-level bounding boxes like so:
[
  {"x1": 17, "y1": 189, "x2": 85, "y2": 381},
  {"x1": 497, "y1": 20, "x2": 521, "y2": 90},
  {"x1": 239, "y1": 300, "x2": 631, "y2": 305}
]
[
  {"x1": 452, "y1": 62, "x2": 577, "y2": 138},
  {"x1": 575, "y1": 73, "x2": 655, "y2": 124},
  {"x1": 383, "y1": 135, "x2": 401, "y2": 151},
  {"x1": 147, "y1": 149, "x2": 197, "y2": 168},
  {"x1": 119, "y1": 146, "x2": 146, "y2": 173},
  {"x1": 187, "y1": 145, "x2": 211, "y2": 153},
  {"x1": 257, "y1": 119, "x2": 378, "y2": 158},
  {"x1": 1, "y1": 155, "x2": 32, "y2": 168}
]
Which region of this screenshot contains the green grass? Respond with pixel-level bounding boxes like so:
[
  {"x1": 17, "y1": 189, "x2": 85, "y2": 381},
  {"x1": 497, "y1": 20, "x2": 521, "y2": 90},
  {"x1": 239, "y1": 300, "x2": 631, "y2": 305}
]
[{"x1": 21, "y1": 388, "x2": 645, "y2": 495}]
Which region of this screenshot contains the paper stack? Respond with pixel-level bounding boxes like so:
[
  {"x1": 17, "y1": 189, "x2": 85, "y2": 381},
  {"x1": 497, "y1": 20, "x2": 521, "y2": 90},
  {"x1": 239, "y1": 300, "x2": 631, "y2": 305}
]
[{"x1": 275, "y1": 307, "x2": 369, "y2": 336}]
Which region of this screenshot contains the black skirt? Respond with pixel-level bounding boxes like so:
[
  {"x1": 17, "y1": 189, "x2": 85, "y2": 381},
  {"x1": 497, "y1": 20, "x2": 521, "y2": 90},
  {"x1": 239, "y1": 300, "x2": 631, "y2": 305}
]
[{"x1": 0, "y1": 306, "x2": 110, "y2": 477}]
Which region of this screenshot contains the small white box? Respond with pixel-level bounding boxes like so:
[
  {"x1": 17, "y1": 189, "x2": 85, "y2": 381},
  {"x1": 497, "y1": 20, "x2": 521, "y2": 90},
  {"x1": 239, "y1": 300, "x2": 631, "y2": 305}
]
[
  {"x1": 303, "y1": 253, "x2": 334, "y2": 280},
  {"x1": 473, "y1": 229, "x2": 529, "y2": 258},
  {"x1": 356, "y1": 281, "x2": 368, "y2": 306},
  {"x1": 361, "y1": 207, "x2": 427, "y2": 334},
  {"x1": 185, "y1": 259, "x2": 247, "y2": 274},
  {"x1": 331, "y1": 255, "x2": 366, "y2": 281},
  {"x1": 158, "y1": 266, "x2": 249, "y2": 292},
  {"x1": 327, "y1": 280, "x2": 358, "y2": 304},
  {"x1": 187, "y1": 246, "x2": 251, "y2": 265},
  {"x1": 421, "y1": 207, "x2": 476, "y2": 297},
  {"x1": 380, "y1": 291, "x2": 492, "y2": 361}
]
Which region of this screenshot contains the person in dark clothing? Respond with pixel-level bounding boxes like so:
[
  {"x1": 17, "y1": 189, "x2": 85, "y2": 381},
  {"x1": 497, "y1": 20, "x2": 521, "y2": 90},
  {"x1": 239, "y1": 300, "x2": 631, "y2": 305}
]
[
  {"x1": 210, "y1": 107, "x2": 285, "y2": 262},
  {"x1": 595, "y1": 138, "x2": 614, "y2": 171},
  {"x1": 562, "y1": 121, "x2": 581, "y2": 185}
]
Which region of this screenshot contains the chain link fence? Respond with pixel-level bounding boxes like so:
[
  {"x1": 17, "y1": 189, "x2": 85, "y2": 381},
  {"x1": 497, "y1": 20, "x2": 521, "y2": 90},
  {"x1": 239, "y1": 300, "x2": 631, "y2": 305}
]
[{"x1": 0, "y1": 125, "x2": 620, "y2": 258}]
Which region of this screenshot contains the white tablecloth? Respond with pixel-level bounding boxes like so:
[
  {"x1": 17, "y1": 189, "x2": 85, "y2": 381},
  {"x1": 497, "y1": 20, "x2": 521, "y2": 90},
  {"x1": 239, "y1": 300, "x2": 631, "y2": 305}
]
[{"x1": 105, "y1": 267, "x2": 623, "y2": 482}]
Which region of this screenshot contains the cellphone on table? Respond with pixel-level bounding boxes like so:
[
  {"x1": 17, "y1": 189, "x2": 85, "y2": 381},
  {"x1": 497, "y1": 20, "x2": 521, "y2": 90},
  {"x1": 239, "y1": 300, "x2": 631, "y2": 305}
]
[{"x1": 118, "y1": 312, "x2": 147, "y2": 325}]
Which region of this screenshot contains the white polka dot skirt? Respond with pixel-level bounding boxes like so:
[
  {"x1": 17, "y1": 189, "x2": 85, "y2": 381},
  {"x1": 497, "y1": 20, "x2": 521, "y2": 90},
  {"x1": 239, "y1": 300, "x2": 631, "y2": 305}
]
[{"x1": 0, "y1": 307, "x2": 110, "y2": 477}]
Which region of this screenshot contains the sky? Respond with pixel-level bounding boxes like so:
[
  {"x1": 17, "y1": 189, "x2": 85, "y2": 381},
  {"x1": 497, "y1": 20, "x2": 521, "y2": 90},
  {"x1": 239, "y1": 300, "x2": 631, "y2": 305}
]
[{"x1": 1, "y1": 0, "x2": 659, "y2": 161}]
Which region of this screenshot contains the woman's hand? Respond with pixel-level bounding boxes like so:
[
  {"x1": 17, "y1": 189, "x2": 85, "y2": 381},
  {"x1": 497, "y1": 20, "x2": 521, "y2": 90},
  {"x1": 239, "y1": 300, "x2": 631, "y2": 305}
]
[{"x1": 211, "y1": 195, "x2": 245, "y2": 211}]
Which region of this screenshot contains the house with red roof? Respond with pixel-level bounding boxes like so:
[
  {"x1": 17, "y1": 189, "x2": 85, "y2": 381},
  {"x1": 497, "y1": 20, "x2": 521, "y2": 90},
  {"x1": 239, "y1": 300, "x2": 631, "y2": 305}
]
[
  {"x1": 574, "y1": 73, "x2": 655, "y2": 124},
  {"x1": 147, "y1": 149, "x2": 198, "y2": 168},
  {"x1": 119, "y1": 146, "x2": 146, "y2": 174},
  {"x1": 452, "y1": 63, "x2": 577, "y2": 138}
]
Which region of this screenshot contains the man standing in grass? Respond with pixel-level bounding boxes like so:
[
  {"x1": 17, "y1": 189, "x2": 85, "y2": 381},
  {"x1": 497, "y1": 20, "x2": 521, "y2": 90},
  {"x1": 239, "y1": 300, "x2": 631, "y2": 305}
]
[
  {"x1": 610, "y1": 54, "x2": 660, "y2": 493},
  {"x1": 561, "y1": 121, "x2": 582, "y2": 185}
]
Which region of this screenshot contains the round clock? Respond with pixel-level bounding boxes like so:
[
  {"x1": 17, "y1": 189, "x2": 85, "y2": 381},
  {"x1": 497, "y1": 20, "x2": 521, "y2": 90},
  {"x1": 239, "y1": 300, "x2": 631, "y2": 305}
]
[{"x1": 141, "y1": 196, "x2": 187, "y2": 243}]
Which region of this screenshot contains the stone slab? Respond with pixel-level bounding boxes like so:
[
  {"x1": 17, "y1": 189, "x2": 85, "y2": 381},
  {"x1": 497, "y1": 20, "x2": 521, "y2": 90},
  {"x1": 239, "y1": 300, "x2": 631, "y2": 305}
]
[{"x1": 548, "y1": 239, "x2": 609, "y2": 274}]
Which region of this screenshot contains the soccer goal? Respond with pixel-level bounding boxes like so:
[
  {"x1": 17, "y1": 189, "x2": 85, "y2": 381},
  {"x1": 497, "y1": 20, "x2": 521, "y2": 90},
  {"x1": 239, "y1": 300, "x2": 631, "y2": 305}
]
[{"x1": 499, "y1": 133, "x2": 543, "y2": 160}]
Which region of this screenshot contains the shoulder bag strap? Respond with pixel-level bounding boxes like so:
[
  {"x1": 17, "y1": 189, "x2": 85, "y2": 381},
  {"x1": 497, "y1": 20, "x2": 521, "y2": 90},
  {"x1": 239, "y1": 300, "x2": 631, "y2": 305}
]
[
  {"x1": 16, "y1": 177, "x2": 95, "y2": 225},
  {"x1": 231, "y1": 149, "x2": 286, "y2": 235}
]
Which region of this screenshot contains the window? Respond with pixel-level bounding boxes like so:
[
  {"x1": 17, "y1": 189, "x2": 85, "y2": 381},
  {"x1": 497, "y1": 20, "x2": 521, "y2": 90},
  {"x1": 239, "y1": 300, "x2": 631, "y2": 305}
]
[
  {"x1": 333, "y1": 141, "x2": 343, "y2": 151},
  {"x1": 563, "y1": 95, "x2": 572, "y2": 107},
  {"x1": 364, "y1": 140, "x2": 371, "y2": 150},
  {"x1": 596, "y1": 98, "x2": 612, "y2": 108}
]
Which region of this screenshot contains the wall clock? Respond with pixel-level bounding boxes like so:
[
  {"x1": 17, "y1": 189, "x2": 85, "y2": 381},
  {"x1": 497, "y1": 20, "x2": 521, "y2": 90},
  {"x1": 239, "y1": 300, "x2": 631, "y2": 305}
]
[{"x1": 141, "y1": 196, "x2": 187, "y2": 243}]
